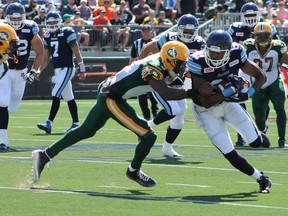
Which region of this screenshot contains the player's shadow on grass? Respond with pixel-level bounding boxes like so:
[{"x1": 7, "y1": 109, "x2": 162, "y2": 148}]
[
  {"x1": 144, "y1": 157, "x2": 203, "y2": 165},
  {"x1": 33, "y1": 132, "x2": 67, "y2": 136},
  {"x1": 30, "y1": 187, "x2": 259, "y2": 203},
  {"x1": 182, "y1": 191, "x2": 259, "y2": 203}
]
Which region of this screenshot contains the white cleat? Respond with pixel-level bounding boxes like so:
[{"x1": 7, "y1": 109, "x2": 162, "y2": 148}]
[{"x1": 162, "y1": 145, "x2": 183, "y2": 158}]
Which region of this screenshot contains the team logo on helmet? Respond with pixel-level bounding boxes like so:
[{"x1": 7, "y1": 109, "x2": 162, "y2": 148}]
[
  {"x1": 167, "y1": 48, "x2": 177, "y2": 58},
  {"x1": 0, "y1": 32, "x2": 9, "y2": 41}
]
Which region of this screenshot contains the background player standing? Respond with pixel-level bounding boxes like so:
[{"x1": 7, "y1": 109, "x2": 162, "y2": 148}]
[{"x1": 37, "y1": 11, "x2": 86, "y2": 134}]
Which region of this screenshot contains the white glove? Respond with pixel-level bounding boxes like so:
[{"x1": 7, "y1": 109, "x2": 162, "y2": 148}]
[{"x1": 24, "y1": 69, "x2": 37, "y2": 84}]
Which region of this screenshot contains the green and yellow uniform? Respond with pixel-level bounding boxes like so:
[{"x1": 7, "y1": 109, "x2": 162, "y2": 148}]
[
  {"x1": 45, "y1": 55, "x2": 172, "y2": 170},
  {"x1": 243, "y1": 38, "x2": 287, "y2": 140}
]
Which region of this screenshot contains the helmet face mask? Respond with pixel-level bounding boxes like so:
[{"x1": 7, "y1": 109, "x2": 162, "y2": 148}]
[
  {"x1": 45, "y1": 12, "x2": 62, "y2": 33},
  {"x1": 254, "y1": 22, "x2": 272, "y2": 48},
  {"x1": 205, "y1": 30, "x2": 232, "y2": 69},
  {"x1": 240, "y1": 2, "x2": 260, "y2": 28},
  {"x1": 160, "y1": 41, "x2": 189, "y2": 75},
  {"x1": 177, "y1": 14, "x2": 199, "y2": 43},
  {"x1": 5, "y1": 3, "x2": 26, "y2": 30}
]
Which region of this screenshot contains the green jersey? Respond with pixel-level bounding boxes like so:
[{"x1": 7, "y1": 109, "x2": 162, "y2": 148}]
[
  {"x1": 243, "y1": 39, "x2": 287, "y2": 89},
  {"x1": 101, "y1": 54, "x2": 171, "y2": 100}
]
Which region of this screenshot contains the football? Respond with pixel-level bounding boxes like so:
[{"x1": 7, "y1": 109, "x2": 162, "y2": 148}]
[{"x1": 261, "y1": 132, "x2": 271, "y2": 148}]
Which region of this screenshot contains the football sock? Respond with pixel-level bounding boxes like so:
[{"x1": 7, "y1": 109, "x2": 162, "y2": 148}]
[
  {"x1": 48, "y1": 97, "x2": 60, "y2": 122},
  {"x1": 68, "y1": 99, "x2": 79, "y2": 123}
]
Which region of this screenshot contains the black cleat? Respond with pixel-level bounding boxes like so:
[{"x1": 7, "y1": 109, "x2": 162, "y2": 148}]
[
  {"x1": 126, "y1": 168, "x2": 156, "y2": 187},
  {"x1": 0, "y1": 143, "x2": 9, "y2": 152},
  {"x1": 32, "y1": 150, "x2": 50, "y2": 182},
  {"x1": 257, "y1": 172, "x2": 271, "y2": 193},
  {"x1": 235, "y1": 137, "x2": 245, "y2": 146},
  {"x1": 278, "y1": 139, "x2": 288, "y2": 148}
]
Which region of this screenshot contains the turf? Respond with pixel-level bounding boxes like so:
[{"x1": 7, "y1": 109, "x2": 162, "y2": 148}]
[{"x1": 0, "y1": 99, "x2": 287, "y2": 216}]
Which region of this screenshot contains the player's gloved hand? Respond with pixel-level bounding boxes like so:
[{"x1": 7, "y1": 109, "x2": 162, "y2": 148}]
[
  {"x1": 218, "y1": 80, "x2": 237, "y2": 97},
  {"x1": 225, "y1": 87, "x2": 255, "y2": 102},
  {"x1": 24, "y1": 69, "x2": 37, "y2": 84},
  {"x1": 227, "y1": 75, "x2": 247, "y2": 91}
]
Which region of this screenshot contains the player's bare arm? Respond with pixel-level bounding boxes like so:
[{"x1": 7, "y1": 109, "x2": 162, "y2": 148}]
[
  {"x1": 191, "y1": 75, "x2": 225, "y2": 108},
  {"x1": 139, "y1": 41, "x2": 159, "y2": 59},
  {"x1": 31, "y1": 34, "x2": 44, "y2": 80},
  {"x1": 241, "y1": 59, "x2": 266, "y2": 91},
  {"x1": 71, "y1": 43, "x2": 86, "y2": 80}
]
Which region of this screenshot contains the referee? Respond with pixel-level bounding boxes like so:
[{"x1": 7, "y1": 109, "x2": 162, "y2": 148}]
[{"x1": 129, "y1": 24, "x2": 158, "y2": 120}]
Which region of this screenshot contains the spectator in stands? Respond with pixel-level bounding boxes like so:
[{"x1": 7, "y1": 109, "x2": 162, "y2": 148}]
[
  {"x1": 176, "y1": 0, "x2": 197, "y2": 18},
  {"x1": 2, "y1": 0, "x2": 13, "y2": 16},
  {"x1": 39, "y1": 0, "x2": 59, "y2": 13},
  {"x1": 78, "y1": 0, "x2": 92, "y2": 20},
  {"x1": 262, "y1": 1, "x2": 274, "y2": 20},
  {"x1": 0, "y1": 8, "x2": 5, "y2": 20},
  {"x1": 72, "y1": 10, "x2": 90, "y2": 50},
  {"x1": 92, "y1": 8, "x2": 112, "y2": 51},
  {"x1": 157, "y1": 10, "x2": 173, "y2": 27},
  {"x1": 203, "y1": 4, "x2": 223, "y2": 21},
  {"x1": 142, "y1": 9, "x2": 158, "y2": 26},
  {"x1": 130, "y1": 24, "x2": 158, "y2": 121},
  {"x1": 155, "y1": 0, "x2": 177, "y2": 23},
  {"x1": 61, "y1": 0, "x2": 78, "y2": 17},
  {"x1": 98, "y1": 0, "x2": 114, "y2": 7},
  {"x1": 110, "y1": 10, "x2": 130, "y2": 51},
  {"x1": 118, "y1": 0, "x2": 134, "y2": 25},
  {"x1": 25, "y1": 0, "x2": 40, "y2": 20},
  {"x1": 33, "y1": 8, "x2": 47, "y2": 38},
  {"x1": 93, "y1": 0, "x2": 115, "y2": 20},
  {"x1": 271, "y1": 12, "x2": 282, "y2": 28},
  {"x1": 133, "y1": 0, "x2": 151, "y2": 25},
  {"x1": 63, "y1": 13, "x2": 73, "y2": 26},
  {"x1": 198, "y1": 0, "x2": 213, "y2": 14},
  {"x1": 276, "y1": 1, "x2": 288, "y2": 24}
]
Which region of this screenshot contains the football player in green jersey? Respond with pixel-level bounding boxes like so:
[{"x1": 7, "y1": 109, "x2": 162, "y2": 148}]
[
  {"x1": 31, "y1": 41, "x2": 213, "y2": 187},
  {"x1": 243, "y1": 22, "x2": 288, "y2": 148}
]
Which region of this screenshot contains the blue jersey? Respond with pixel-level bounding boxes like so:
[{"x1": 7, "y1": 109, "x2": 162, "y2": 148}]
[
  {"x1": 8, "y1": 20, "x2": 39, "y2": 70},
  {"x1": 43, "y1": 27, "x2": 77, "y2": 69},
  {"x1": 228, "y1": 22, "x2": 279, "y2": 45},
  {"x1": 187, "y1": 42, "x2": 247, "y2": 106},
  {"x1": 157, "y1": 31, "x2": 206, "y2": 54}
]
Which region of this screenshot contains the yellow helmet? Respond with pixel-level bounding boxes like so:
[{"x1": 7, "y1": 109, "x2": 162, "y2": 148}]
[
  {"x1": 0, "y1": 22, "x2": 19, "y2": 63},
  {"x1": 160, "y1": 41, "x2": 189, "y2": 73},
  {"x1": 254, "y1": 22, "x2": 272, "y2": 47}
]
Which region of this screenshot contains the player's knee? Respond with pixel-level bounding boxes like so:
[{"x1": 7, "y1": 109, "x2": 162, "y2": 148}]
[
  {"x1": 140, "y1": 131, "x2": 157, "y2": 148},
  {"x1": 77, "y1": 124, "x2": 96, "y2": 139},
  {"x1": 170, "y1": 120, "x2": 184, "y2": 130}
]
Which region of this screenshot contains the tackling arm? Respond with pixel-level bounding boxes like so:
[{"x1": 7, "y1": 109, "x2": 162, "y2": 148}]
[
  {"x1": 241, "y1": 59, "x2": 266, "y2": 91},
  {"x1": 139, "y1": 41, "x2": 159, "y2": 60}
]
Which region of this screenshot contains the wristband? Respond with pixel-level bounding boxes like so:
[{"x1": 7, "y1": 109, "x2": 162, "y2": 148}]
[
  {"x1": 222, "y1": 86, "x2": 236, "y2": 97},
  {"x1": 247, "y1": 87, "x2": 255, "y2": 97},
  {"x1": 78, "y1": 62, "x2": 86, "y2": 73}
]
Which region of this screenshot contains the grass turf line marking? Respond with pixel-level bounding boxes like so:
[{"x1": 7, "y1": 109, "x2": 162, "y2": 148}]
[
  {"x1": 0, "y1": 186, "x2": 287, "y2": 210},
  {"x1": 167, "y1": 183, "x2": 211, "y2": 188}
]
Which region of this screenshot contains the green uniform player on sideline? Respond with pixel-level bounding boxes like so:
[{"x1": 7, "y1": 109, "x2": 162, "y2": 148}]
[
  {"x1": 243, "y1": 22, "x2": 288, "y2": 148},
  {"x1": 31, "y1": 41, "x2": 213, "y2": 187}
]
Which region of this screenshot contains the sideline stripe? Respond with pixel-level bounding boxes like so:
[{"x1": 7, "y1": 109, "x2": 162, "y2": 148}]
[
  {"x1": 1, "y1": 155, "x2": 288, "y2": 175},
  {"x1": 0, "y1": 186, "x2": 287, "y2": 210}
]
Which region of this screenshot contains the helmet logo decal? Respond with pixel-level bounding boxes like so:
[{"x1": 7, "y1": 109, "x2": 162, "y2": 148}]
[
  {"x1": 0, "y1": 32, "x2": 9, "y2": 41},
  {"x1": 167, "y1": 48, "x2": 177, "y2": 58}
]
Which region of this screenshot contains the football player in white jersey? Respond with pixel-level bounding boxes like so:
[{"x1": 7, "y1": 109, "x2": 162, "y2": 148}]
[{"x1": 0, "y1": 3, "x2": 44, "y2": 151}]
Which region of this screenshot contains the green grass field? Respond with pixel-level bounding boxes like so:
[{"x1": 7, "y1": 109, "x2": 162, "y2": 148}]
[{"x1": 0, "y1": 99, "x2": 287, "y2": 216}]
